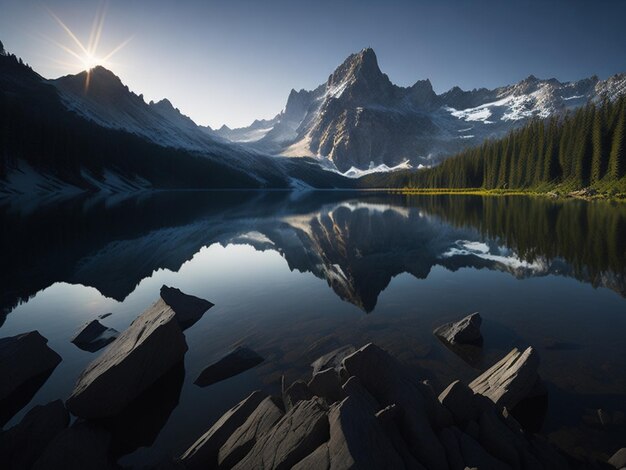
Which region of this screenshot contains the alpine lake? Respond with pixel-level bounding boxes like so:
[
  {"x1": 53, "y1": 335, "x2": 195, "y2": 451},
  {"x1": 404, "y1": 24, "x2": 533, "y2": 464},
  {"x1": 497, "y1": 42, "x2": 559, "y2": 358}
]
[{"x1": 1, "y1": 191, "x2": 625, "y2": 466}]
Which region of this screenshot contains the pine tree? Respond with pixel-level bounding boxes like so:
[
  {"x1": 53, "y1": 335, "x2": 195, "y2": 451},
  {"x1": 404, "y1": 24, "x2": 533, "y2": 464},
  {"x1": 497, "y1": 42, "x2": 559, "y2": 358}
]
[
  {"x1": 591, "y1": 105, "x2": 605, "y2": 184},
  {"x1": 608, "y1": 111, "x2": 625, "y2": 180}
]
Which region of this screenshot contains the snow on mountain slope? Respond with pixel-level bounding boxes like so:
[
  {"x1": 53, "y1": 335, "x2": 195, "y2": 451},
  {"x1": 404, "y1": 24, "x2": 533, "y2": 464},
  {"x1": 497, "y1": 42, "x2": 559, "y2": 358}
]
[
  {"x1": 50, "y1": 67, "x2": 276, "y2": 175},
  {"x1": 219, "y1": 49, "x2": 626, "y2": 172}
]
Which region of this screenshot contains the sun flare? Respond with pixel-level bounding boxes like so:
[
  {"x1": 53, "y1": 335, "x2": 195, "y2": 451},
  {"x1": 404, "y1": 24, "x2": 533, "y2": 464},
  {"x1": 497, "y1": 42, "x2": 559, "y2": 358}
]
[{"x1": 47, "y1": 3, "x2": 132, "y2": 88}]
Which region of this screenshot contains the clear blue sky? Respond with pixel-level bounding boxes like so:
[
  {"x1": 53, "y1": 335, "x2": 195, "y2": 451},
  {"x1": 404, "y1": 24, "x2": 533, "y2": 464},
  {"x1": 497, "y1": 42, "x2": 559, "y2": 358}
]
[{"x1": 1, "y1": 0, "x2": 625, "y2": 128}]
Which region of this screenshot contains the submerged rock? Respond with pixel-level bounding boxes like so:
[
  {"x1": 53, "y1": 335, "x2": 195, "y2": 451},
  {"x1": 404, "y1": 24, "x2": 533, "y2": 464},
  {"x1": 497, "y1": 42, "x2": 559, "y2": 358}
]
[
  {"x1": 469, "y1": 347, "x2": 541, "y2": 410},
  {"x1": 160, "y1": 285, "x2": 214, "y2": 330},
  {"x1": 71, "y1": 319, "x2": 119, "y2": 353},
  {"x1": 0, "y1": 400, "x2": 69, "y2": 470},
  {"x1": 0, "y1": 331, "x2": 62, "y2": 425},
  {"x1": 195, "y1": 346, "x2": 264, "y2": 387},
  {"x1": 66, "y1": 298, "x2": 188, "y2": 419},
  {"x1": 181, "y1": 390, "x2": 268, "y2": 470},
  {"x1": 434, "y1": 312, "x2": 483, "y2": 345}
]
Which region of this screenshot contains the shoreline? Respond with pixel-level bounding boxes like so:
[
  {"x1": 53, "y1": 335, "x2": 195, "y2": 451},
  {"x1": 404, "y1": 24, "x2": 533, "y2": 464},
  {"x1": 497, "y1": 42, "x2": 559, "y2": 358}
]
[{"x1": 386, "y1": 187, "x2": 626, "y2": 201}]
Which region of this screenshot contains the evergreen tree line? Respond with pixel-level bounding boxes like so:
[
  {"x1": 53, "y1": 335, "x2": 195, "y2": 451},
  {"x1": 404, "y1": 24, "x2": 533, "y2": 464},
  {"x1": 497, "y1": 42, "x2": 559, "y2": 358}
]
[
  {"x1": 406, "y1": 194, "x2": 626, "y2": 286},
  {"x1": 374, "y1": 96, "x2": 626, "y2": 193}
]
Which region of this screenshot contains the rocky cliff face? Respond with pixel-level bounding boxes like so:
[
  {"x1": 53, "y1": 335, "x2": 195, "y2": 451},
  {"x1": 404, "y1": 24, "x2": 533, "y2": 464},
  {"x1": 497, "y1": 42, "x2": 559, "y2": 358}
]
[{"x1": 215, "y1": 48, "x2": 626, "y2": 172}]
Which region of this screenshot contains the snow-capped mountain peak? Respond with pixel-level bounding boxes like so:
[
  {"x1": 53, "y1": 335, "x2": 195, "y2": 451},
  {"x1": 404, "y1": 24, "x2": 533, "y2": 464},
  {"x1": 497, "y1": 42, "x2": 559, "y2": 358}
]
[{"x1": 213, "y1": 49, "x2": 626, "y2": 171}]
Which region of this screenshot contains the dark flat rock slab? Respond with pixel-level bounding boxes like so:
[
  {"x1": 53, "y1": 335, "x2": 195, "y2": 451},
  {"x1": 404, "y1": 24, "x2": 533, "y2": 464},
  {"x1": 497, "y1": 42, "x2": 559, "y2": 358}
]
[
  {"x1": 0, "y1": 330, "x2": 62, "y2": 425},
  {"x1": 66, "y1": 298, "x2": 188, "y2": 419},
  {"x1": 469, "y1": 346, "x2": 541, "y2": 410},
  {"x1": 195, "y1": 346, "x2": 264, "y2": 387},
  {"x1": 0, "y1": 400, "x2": 70, "y2": 470},
  {"x1": 32, "y1": 422, "x2": 115, "y2": 470},
  {"x1": 434, "y1": 312, "x2": 483, "y2": 345},
  {"x1": 160, "y1": 285, "x2": 213, "y2": 330},
  {"x1": 71, "y1": 319, "x2": 119, "y2": 353}
]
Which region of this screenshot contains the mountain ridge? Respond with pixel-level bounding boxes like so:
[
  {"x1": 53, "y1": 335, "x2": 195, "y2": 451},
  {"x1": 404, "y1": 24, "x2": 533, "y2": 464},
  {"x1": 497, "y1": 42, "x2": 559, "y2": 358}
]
[{"x1": 213, "y1": 48, "x2": 626, "y2": 172}]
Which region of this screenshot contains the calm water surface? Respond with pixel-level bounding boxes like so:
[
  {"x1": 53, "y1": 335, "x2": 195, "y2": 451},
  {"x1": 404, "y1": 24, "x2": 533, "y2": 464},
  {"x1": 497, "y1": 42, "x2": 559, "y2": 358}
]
[{"x1": 1, "y1": 191, "x2": 625, "y2": 465}]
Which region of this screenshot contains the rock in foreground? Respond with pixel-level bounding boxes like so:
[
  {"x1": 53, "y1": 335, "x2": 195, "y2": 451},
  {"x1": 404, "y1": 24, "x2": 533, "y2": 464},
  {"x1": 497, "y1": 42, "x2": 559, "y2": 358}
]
[
  {"x1": 181, "y1": 391, "x2": 268, "y2": 470},
  {"x1": 469, "y1": 346, "x2": 541, "y2": 410},
  {"x1": 434, "y1": 312, "x2": 483, "y2": 345},
  {"x1": 66, "y1": 298, "x2": 188, "y2": 419},
  {"x1": 176, "y1": 342, "x2": 606, "y2": 470},
  {"x1": 194, "y1": 346, "x2": 264, "y2": 387},
  {"x1": 0, "y1": 400, "x2": 69, "y2": 470},
  {"x1": 0, "y1": 331, "x2": 62, "y2": 424},
  {"x1": 71, "y1": 319, "x2": 119, "y2": 353},
  {"x1": 32, "y1": 422, "x2": 115, "y2": 470},
  {"x1": 160, "y1": 285, "x2": 214, "y2": 330},
  {"x1": 609, "y1": 447, "x2": 626, "y2": 469}
]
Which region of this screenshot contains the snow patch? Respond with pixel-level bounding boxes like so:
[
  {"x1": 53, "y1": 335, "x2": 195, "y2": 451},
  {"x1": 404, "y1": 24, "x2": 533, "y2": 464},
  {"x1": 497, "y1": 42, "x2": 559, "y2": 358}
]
[
  {"x1": 441, "y1": 240, "x2": 544, "y2": 271},
  {"x1": 341, "y1": 160, "x2": 413, "y2": 178}
]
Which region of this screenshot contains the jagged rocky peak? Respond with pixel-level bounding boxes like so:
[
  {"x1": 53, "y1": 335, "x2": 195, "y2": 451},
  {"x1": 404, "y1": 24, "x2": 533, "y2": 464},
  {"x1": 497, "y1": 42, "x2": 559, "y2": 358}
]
[
  {"x1": 325, "y1": 47, "x2": 393, "y2": 100},
  {"x1": 283, "y1": 87, "x2": 321, "y2": 121},
  {"x1": 440, "y1": 85, "x2": 495, "y2": 109},
  {"x1": 406, "y1": 78, "x2": 438, "y2": 109}
]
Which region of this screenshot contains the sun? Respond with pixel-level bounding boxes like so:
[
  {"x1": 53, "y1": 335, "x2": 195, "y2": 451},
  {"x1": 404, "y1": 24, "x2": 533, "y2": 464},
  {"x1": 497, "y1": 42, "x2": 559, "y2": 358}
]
[
  {"x1": 47, "y1": 3, "x2": 132, "y2": 86},
  {"x1": 82, "y1": 52, "x2": 103, "y2": 70}
]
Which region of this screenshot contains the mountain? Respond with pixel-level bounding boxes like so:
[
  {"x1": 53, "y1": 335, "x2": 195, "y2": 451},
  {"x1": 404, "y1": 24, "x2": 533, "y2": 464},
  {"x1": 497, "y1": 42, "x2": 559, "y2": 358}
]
[
  {"x1": 214, "y1": 48, "x2": 626, "y2": 172},
  {"x1": 0, "y1": 51, "x2": 353, "y2": 196}
]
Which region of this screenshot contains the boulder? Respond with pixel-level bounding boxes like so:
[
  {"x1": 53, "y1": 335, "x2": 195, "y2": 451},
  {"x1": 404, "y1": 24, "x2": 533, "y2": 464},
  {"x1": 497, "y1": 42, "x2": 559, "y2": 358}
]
[
  {"x1": 218, "y1": 396, "x2": 284, "y2": 468},
  {"x1": 195, "y1": 347, "x2": 264, "y2": 387},
  {"x1": 311, "y1": 345, "x2": 356, "y2": 374},
  {"x1": 477, "y1": 408, "x2": 522, "y2": 469},
  {"x1": 609, "y1": 448, "x2": 626, "y2": 469},
  {"x1": 454, "y1": 427, "x2": 511, "y2": 470},
  {"x1": 232, "y1": 397, "x2": 329, "y2": 470},
  {"x1": 99, "y1": 361, "x2": 185, "y2": 458},
  {"x1": 66, "y1": 298, "x2": 188, "y2": 419},
  {"x1": 180, "y1": 391, "x2": 268, "y2": 470},
  {"x1": 326, "y1": 394, "x2": 405, "y2": 469},
  {"x1": 434, "y1": 312, "x2": 483, "y2": 345},
  {"x1": 341, "y1": 343, "x2": 449, "y2": 470},
  {"x1": 0, "y1": 400, "x2": 69, "y2": 470},
  {"x1": 469, "y1": 347, "x2": 541, "y2": 410},
  {"x1": 308, "y1": 367, "x2": 344, "y2": 404},
  {"x1": 160, "y1": 285, "x2": 214, "y2": 330},
  {"x1": 342, "y1": 375, "x2": 380, "y2": 411},
  {"x1": 439, "y1": 380, "x2": 480, "y2": 426},
  {"x1": 0, "y1": 331, "x2": 62, "y2": 425},
  {"x1": 291, "y1": 444, "x2": 329, "y2": 469},
  {"x1": 71, "y1": 319, "x2": 119, "y2": 353},
  {"x1": 283, "y1": 379, "x2": 314, "y2": 411},
  {"x1": 376, "y1": 404, "x2": 426, "y2": 469},
  {"x1": 32, "y1": 422, "x2": 114, "y2": 470},
  {"x1": 439, "y1": 427, "x2": 465, "y2": 470}
]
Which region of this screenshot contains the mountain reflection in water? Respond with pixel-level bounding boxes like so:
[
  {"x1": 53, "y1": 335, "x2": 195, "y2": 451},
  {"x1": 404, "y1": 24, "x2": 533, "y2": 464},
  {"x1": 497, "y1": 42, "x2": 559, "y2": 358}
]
[
  {"x1": 2, "y1": 191, "x2": 625, "y2": 321},
  {"x1": 1, "y1": 191, "x2": 625, "y2": 464}
]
